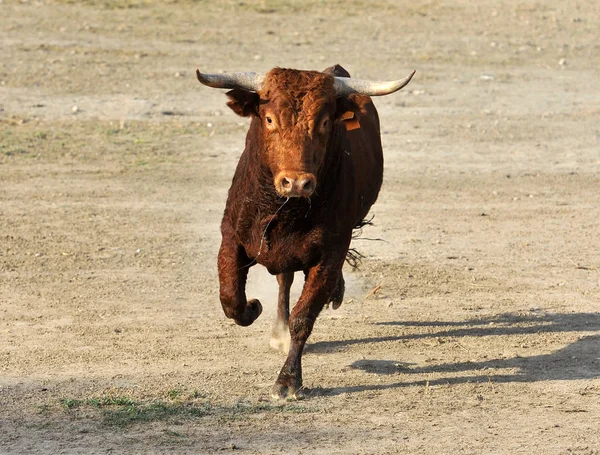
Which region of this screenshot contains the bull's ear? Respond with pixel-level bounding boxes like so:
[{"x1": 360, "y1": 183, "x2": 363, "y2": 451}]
[
  {"x1": 335, "y1": 93, "x2": 370, "y2": 120},
  {"x1": 226, "y1": 89, "x2": 259, "y2": 117}
]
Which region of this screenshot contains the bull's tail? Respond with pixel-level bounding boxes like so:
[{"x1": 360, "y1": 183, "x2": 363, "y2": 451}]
[
  {"x1": 352, "y1": 214, "x2": 375, "y2": 238},
  {"x1": 345, "y1": 248, "x2": 365, "y2": 269},
  {"x1": 347, "y1": 215, "x2": 387, "y2": 269},
  {"x1": 346, "y1": 215, "x2": 374, "y2": 269}
]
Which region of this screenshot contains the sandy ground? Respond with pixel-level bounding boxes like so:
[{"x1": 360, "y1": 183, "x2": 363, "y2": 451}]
[{"x1": 1, "y1": 0, "x2": 600, "y2": 454}]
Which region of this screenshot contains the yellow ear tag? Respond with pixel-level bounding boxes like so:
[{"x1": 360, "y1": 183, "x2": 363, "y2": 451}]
[{"x1": 341, "y1": 111, "x2": 360, "y2": 131}]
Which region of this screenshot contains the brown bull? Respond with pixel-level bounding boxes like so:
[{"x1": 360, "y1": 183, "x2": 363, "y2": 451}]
[{"x1": 196, "y1": 64, "x2": 415, "y2": 399}]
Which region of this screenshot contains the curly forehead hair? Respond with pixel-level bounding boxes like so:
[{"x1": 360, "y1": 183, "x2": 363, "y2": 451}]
[{"x1": 261, "y1": 68, "x2": 335, "y2": 118}]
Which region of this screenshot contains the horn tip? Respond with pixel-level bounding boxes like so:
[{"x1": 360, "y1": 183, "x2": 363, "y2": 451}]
[
  {"x1": 196, "y1": 69, "x2": 208, "y2": 85},
  {"x1": 396, "y1": 70, "x2": 417, "y2": 92}
]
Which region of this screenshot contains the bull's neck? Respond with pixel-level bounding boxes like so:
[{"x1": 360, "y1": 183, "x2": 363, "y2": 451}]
[{"x1": 318, "y1": 125, "x2": 345, "y2": 198}]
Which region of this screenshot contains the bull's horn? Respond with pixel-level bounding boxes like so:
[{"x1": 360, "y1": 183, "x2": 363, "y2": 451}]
[
  {"x1": 333, "y1": 70, "x2": 416, "y2": 96},
  {"x1": 196, "y1": 70, "x2": 265, "y2": 92}
]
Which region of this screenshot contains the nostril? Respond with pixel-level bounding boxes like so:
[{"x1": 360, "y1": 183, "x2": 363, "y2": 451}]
[
  {"x1": 302, "y1": 179, "x2": 314, "y2": 193},
  {"x1": 276, "y1": 173, "x2": 315, "y2": 197},
  {"x1": 281, "y1": 177, "x2": 292, "y2": 190}
]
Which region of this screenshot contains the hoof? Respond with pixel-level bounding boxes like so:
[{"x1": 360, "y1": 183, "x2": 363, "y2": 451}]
[
  {"x1": 249, "y1": 298, "x2": 263, "y2": 318},
  {"x1": 234, "y1": 299, "x2": 262, "y2": 326},
  {"x1": 331, "y1": 296, "x2": 343, "y2": 310},
  {"x1": 271, "y1": 382, "x2": 305, "y2": 401},
  {"x1": 330, "y1": 275, "x2": 345, "y2": 310}
]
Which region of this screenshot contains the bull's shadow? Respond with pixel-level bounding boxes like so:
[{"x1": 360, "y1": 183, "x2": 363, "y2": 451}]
[
  {"x1": 309, "y1": 312, "x2": 600, "y2": 396},
  {"x1": 310, "y1": 311, "x2": 600, "y2": 351}
]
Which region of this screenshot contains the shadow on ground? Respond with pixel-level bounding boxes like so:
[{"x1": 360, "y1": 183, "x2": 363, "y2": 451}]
[{"x1": 310, "y1": 312, "x2": 600, "y2": 396}]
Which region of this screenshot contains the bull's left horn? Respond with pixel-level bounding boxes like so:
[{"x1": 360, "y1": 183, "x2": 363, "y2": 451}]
[
  {"x1": 196, "y1": 70, "x2": 265, "y2": 92},
  {"x1": 333, "y1": 70, "x2": 416, "y2": 96}
]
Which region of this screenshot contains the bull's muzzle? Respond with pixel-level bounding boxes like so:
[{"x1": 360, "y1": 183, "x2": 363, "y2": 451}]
[{"x1": 274, "y1": 171, "x2": 316, "y2": 198}]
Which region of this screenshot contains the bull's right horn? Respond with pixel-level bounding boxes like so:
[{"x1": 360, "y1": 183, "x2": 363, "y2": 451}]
[
  {"x1": 196, "y1": 70, "x2": 265, "y2": 92},
  {"x1": 333, "y1": 70, "x2": 416, "y2": 96}
]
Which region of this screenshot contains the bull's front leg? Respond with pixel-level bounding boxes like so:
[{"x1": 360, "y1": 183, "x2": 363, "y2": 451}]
[
  {"x1": 272, "y1": 255, "x2": 345, "y2": 400},
  {"x1": 217, "y1": 228, "x2": 262, "y2": 326}
]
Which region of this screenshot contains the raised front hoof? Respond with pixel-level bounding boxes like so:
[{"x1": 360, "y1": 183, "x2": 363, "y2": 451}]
[
  {"x1": 234, "y1": 299, "x2": 263, "y2": 327},
  {"x1": 271, "y1": 380, "x2": 305, "y2": 401}
]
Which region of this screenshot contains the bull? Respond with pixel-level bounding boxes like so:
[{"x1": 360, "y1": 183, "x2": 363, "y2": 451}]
[{"x1": 196, "y1": 65, "x2": 415, "y2": 399}]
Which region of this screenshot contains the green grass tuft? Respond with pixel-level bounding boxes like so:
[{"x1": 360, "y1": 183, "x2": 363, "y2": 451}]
[
  {"x1": 102, "y1": 401, "x2": 212, "y2": 426},
  {"x1": 53, "y1": 391, "x2": 312, "y2": 427},
  {"x1": 60, "y1": 398, "x2": 84, "y2": 409},
  {"x1": 167, "y1": 389, "x2": 181, "y2": 399}
]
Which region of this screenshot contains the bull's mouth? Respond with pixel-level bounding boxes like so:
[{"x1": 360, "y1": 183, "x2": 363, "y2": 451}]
[{"x1": 274, "y1": 171, "x2": 316, "y2": 198}]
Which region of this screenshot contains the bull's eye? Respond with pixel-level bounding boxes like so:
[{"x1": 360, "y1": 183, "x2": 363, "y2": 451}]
[{"x1": 264, "y1": 115, "x2": 277, "y2": 131}]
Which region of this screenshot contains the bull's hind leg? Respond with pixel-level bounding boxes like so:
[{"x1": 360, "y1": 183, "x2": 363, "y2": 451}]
[
  {"x1": 270, "y1": 271, "x2": 294, "y2": 353},
  {"x1": 272, "y1": 256, "x2": 345, "y2": 400}
]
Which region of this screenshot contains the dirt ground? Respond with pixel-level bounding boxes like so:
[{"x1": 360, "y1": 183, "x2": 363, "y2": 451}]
[{"x1": 1, "y1": 0, "x2": 599, "y2": 453}]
